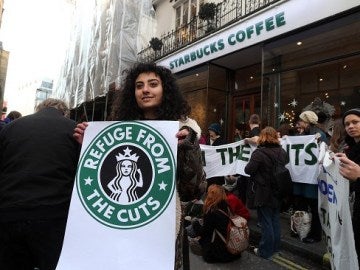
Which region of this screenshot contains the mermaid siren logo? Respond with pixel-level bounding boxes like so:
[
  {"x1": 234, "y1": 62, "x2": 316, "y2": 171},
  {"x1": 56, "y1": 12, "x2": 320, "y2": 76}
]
[
  {"x1": 107, "y1": 147, "x2": 143, "y2": 204},
  {"x1": 77, "y1": 122, "x2": 176, "y2": 229}
]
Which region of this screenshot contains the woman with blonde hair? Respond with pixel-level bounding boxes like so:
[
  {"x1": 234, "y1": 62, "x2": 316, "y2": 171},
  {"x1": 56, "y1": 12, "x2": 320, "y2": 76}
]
[
  {"x1": 245, "y1": 126, "x2": 288, "y2": 259},
  {"x1": 199, "y1": 184, "x2": 241, "y2": 263}
]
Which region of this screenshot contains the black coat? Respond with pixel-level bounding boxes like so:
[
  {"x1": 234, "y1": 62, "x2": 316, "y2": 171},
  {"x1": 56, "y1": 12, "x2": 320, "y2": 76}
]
[
  {"x1": 0, "y1": 108, "x2": 80, "y2": 221},
  {"x1": 200, "y1": 200, "x2": 240, "y2": 263},
  {"x1": 244, "y1": 144, "x2": 287, "y2": 208}
]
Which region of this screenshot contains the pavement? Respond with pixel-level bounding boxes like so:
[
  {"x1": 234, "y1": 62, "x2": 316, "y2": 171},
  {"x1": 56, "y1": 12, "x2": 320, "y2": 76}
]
[
  {"x1": 247, "y1": 209, "x2": 328, "y2": 269},
  {"x1": 188, "y1": 209, "x2": 329, "y2": 270}
]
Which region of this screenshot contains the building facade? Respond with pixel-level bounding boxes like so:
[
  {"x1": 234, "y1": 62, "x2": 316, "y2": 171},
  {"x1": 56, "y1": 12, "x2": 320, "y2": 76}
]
[
  {"x1": 139, "y1": 0, "x2": 360, "y2": 141},
  {"x1": 35, "y1": 79, "x2": 54, "y2": 108},
  {"x1": 0, "y1": 0, "x2": 9, "y2": 117}
]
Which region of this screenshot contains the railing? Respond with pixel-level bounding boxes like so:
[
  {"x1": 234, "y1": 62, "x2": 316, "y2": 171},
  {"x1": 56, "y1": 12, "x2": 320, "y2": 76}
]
[{"x1": 138, "y1": 0, "x2": 283, "y2": 62}]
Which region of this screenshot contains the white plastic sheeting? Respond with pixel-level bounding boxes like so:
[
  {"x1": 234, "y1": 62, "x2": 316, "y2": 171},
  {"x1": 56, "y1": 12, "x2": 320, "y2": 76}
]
[{"x1": 54, "y1": 0, "x2": 156, "y2": 109}]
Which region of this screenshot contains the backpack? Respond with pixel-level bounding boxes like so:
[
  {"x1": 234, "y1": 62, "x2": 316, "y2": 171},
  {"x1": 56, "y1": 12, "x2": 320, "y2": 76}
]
[
  {"x1": 212, "y1": 209, "x2": 249, "y2": 254},
  {"x1": 262, "y1": 150, "x2": 293, "y2": 199}
]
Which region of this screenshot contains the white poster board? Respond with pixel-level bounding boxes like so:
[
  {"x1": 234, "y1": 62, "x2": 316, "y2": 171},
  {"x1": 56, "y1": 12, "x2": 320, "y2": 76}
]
[
  {"x1": 318, "y1": 152, "x2": 358, "y2": 270},
  {"x1": 57, "y1": 121, "x2": 178, "y2": 270}
]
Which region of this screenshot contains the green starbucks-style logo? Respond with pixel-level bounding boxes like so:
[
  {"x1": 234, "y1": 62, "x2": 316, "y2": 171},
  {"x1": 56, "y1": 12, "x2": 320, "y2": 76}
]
[{"x1": 77, "y1": 121, "x2": 176, "y2": 229}]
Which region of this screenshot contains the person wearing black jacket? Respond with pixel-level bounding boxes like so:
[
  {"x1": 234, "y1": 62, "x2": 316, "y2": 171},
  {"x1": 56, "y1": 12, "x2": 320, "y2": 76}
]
[
  {"x1": 199, "y1": 184, "x2": 241, "y2": 263},
  {"x1": 206, "y1": 123, "x2": 227, "y2": 188},
  {"x1": 240, "y1": 114, "x2": 261, "y2": 206},
  {"x1": 0, "y1": 98, "x2": 80, "y2": 270},
  {"x1": 244, "y1": 126, "x2": 287, "y2": 259},
  {"x1": 340, "y1": 108, "x2": 360, "y2": 265}
]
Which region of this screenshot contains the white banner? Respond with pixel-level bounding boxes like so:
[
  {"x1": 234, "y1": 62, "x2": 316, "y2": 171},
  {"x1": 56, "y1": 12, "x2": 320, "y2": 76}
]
[
  {"x1": 201, "y1": 135, "x2": 321, "y2": 184},
  {"x1": 200, "y1": 140, "x2": 254, "y2": 178},
  {"x1": 318, "y1": 152, "x2": 358, "y2": 270},
  {"x1": 57, "y1": 121, "x2": 178, "y2": 270}
]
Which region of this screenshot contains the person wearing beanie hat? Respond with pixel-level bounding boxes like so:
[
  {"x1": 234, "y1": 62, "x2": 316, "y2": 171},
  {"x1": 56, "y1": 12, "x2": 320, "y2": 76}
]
[
  {"x1": 343, "y1": 108, "x2": 360, "y2": 125},
  {"x1": 341, "y1": 108, "x2": 360, "y2": 264},
  {"x1": 298, "y1": 110, "x2": 329, "y2": 144},
  {"x1": 207, "y1": 123, "x2": 225, "y2": 146},
  {"x1": 292, "y1": 110, "x2": 329, "y2": 244},
  {"x1": 208, "y1": 122, "x2": 221, "y2": 135},
  {"x1": 206, "y1": 123, "x2": 227, "y2": 188},
  {"x1": 299, "y1": 110, "x2": 318, "y2": 125},
  {"x1": 342, "y1": 108, "x2": 360, "y2": 149}
]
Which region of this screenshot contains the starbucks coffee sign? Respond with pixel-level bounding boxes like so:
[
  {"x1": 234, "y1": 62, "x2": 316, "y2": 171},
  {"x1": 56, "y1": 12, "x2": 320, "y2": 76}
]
[{"x1": 158, "y1": 0, "x2": 360, "y2": 73}]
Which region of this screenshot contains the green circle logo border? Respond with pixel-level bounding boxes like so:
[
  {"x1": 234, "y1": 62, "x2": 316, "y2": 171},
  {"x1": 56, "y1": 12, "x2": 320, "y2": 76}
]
[{"x1": 76, "y1": 121, "x2": 176, "y2": 229}]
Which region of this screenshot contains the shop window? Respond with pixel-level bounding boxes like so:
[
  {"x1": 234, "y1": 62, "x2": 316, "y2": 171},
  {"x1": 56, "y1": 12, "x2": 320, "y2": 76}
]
[
  {"x1": 174, "y1": 0, "x2": 204, "y2": 27},
  {"x1": 177, "y1": 67, "x2": 208, "y2": 130},
  {"x1": 209, "y1": 65, "x2": 226, "y2": 91},
  {"x1": 263, "y1": 17, "x2": 360, "y2": 127},
  {"x1": 234, "y1": 64, "x2": 261, "y2": 92},
  {"x1": 174, "y1": 0, "x2": 204, "y2": 43},
  {"x1": 176, "y1": 64, "x2": 228, "y2": 135}
]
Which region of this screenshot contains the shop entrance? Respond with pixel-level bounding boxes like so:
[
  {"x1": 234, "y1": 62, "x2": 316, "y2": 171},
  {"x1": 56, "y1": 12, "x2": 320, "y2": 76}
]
[{"x1": 231, "y1": 93, "x2": 261, "y2": 141}]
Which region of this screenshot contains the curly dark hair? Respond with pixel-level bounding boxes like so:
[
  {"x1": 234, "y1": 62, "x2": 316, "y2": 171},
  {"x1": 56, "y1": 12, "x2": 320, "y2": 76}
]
[{"x1": 109, "y1": 63, "x2": 191, "y2": 121}]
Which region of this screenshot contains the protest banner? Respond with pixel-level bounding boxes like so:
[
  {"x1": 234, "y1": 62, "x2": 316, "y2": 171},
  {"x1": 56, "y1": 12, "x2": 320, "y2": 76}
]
[
  {"x1": 200, "y1": 135, "x2": 320, "y2": 184},
  {"x1": 318, "y1": 152, "x2": 358, "y2": 270},
  {"x1": 56, "y1": 121, "x2": 178, "y2": 270}
]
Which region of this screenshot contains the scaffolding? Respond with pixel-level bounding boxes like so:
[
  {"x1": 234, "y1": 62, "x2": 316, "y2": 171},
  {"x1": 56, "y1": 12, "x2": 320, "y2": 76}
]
[{"x1": 53, "y1": 0, "x2": 156, "y2": 120}]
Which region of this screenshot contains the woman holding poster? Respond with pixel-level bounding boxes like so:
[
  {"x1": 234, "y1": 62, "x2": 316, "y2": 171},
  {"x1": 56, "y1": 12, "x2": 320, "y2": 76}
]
[{"x1": 74, "y1": 63, "x2": 205, "y2": 270}]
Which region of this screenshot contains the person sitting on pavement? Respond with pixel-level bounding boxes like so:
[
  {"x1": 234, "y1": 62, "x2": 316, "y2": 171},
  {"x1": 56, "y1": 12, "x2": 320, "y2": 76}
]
[
  {"x1": 223, "y1": 175, "x2": 250, "y2": 221},
  {"x1": 199, "y1": 184, "x2": 242, "y2": 263}
]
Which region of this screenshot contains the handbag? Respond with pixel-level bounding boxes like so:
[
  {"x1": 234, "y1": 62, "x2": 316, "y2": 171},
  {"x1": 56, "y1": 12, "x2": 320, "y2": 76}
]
[{"x1": 291, "y1": 210, "x2": 312, "y2": 241}]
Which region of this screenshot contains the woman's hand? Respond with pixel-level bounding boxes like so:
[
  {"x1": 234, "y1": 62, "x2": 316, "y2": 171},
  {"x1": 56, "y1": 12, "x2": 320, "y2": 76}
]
[
  {"x1": 73, "y1": 122, "x2": 88, "y2": 144},
  {"x1": 176, "y1": 128, "x2": 190, "y2": 145},
  {"x1": 335, "y1": 153, "x2": 360, "y2": 181}
]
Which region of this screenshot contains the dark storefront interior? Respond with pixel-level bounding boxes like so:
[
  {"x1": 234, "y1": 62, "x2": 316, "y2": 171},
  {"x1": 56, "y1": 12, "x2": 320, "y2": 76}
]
[{"x1": 176, "y1": 9, "x2": 360, "y2": 141}]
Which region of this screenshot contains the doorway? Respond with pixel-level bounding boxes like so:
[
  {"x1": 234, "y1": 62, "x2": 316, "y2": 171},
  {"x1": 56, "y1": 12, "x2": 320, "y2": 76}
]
[{"x1": 230, "y1": 93, "x2": 261, "y2": 141}]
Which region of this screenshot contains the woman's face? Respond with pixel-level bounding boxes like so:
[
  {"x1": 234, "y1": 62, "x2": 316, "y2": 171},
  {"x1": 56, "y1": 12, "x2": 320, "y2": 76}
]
[
  {"x1": 121, "y1": 160, "x2": 133, "y2": 176},
  {"x1": 208, "y1": 130, "x2": 218, "y2": 141},
  {"x1": 135, "y1": 72, "x2": 163, "y2": 119},
  {"x1": 297, "y1": 120, "x2": 309, "y2": 133},
  {"x1": 344, "y1": 114, "x2": 360, "y2": 142}
]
